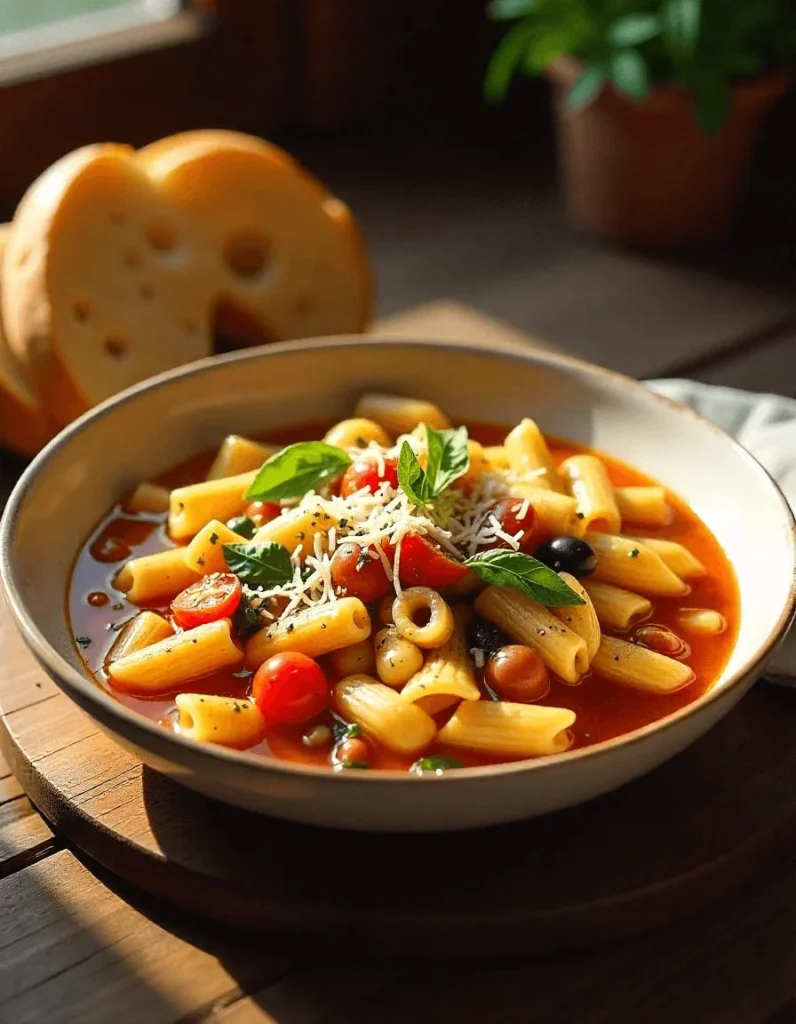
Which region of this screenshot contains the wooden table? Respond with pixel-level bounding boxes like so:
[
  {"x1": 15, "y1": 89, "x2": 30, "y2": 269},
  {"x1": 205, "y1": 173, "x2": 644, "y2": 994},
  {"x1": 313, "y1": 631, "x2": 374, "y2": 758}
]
[{"x1": 1, "y1": 282, "x2": 796, "y2": 1021}]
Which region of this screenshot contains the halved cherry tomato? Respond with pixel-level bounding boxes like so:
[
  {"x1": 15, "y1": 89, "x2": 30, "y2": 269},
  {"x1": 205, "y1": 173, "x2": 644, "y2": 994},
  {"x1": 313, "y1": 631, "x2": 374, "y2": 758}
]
[
  {"x1": 330, "y1": 542, "x2": 393, "y2": 603},
  {"x1": 483, "y1": 497, "x2": 540, "y2": 554},
  {"x1": 252, "y1": 652, "x2": 329, "y2": 725},
  {"x1": 171, "y1": 572, "x2": 242, "y2": 629},
  {"x1": 398, "y1": 533, "x2": 468, "y2": 589},
  {"x1": 340, "y1": 455, "x2": 399, "y2": 497},
  {"x1": 244, "y1": 501, "x2": 281, "y2": 529}
]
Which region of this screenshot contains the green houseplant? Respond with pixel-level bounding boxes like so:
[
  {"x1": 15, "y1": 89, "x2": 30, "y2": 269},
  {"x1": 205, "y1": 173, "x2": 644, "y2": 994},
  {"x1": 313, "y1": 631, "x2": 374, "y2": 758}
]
[{"x1": 485, "y1": 0, "x2": 795, "y2": 247}]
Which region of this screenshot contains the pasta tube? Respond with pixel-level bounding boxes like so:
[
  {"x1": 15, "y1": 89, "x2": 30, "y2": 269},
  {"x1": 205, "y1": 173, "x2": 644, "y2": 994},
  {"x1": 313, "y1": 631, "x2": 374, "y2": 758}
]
[
  {"x1": 552, "y1": 573, "x2": 601, "y2": 662},
  {"x1": 175, "y1": 694, "x2": 266, "y2": 749},
  {"x1": 354, "y1": 393, "x2": 451, "y2": 434},
  {"x1": 591, "y1": 636, "x2": 695, "y2": 693},
  {"x1": 474, "y1": 586, "x2": 588, "y2": 685},
  {"x1": 483, "y1": 445, "x2": 510, "y2": 469},
  {"x1": 509, "y1": 486, "x2": 582, "y2": 538},
  {"x1": 106, "y1": 611, "x2": 174, "y2": 664},
  {"x1": 582, "y1": 580, "x2": 652, "y2": 631},
  {"x1": 504, "y1": 418, "x2": 564, "y2": 492},
  {"x1": 252, "y1": 503, "x2": 337, "y2": 558},
  {"x1": 334, "y1": 675, "x2": 437, "y2": 755},
  {"x1": 400, "y1": 606, "x2": 480, "y2": 704},
  {"x1": 108, "y1": 618, "x2": 244, "y2": 694},
  {"x1": 169, "y1": 471, "x2": 257, "y2": 540},
  {"x1": 392, "y1": 587, "x2": 454, "y2": 649},
  {"x1": 438, "y1": 700, "x2": 575, "y2": 757},
  {"x1": 329, "y1": 639, "x2": 376, "y2": 677},
  {"x1": 183, "y1": 519, "x2": 244, "y2": 575},
  {"x1": 245, "y1": 597, "x2": 371, "y2": 669},
  {"x1": 114, "y1": 547, "x2": 199, "y2": 606},
  {"x1": 124, "y1": 482, "x2": 170, "y2": 514},
  {"x1": 206, "y1": 435, "x2": 279, "y2": 480},
  {"x1": 373, "y1": 627, "x2": 424, "y2": 687},
  {"x1": 323, "y1": 418, "x2": 390, "y2": 449},
  {"x1": 586, "y1": 533, "x2": 687, "y2": 597},
  {"x1": 624, "y1": 536, "x2": 706, "y2": 579},
  {"x1": 614, "y1": 486, "x2": 671, "y2": 527},
  {"x1": 560, "y1": 455, "x2": 621, "y2": 534}
]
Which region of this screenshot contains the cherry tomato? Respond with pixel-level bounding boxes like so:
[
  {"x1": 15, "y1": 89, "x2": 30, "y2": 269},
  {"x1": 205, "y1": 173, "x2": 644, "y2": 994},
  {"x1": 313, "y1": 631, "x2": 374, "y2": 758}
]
[
  {"x1": 485, "y1": 645, "x2": 550, "y2": 703},
  {"x1": 340, "y1": 455, "x2": 399, "y2": 497},
  {"x1": 171, "y1": 573, "x2": 242, "y2": 629},
  {"x1": 398, "y1": 533, "x2": 468, "y2": 589},
  {"x1": 330, "y1": 542, "x2": 393, "y2": 603},
  {"x1": 252, "y1": 652, "x2": 329, "y2": 726},
  {"x1": 484, "y1": 497, "x2": 540, "y2": 554},
  {"x1": 244, "y1": 501, "x2": 281, "y2": 529}
]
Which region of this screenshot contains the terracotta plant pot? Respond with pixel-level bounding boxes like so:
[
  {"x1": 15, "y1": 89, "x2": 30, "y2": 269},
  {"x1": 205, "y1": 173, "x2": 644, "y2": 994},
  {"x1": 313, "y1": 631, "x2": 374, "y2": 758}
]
[{"x1": 547, "y1": 56, "x2": 790, "y2": 248}]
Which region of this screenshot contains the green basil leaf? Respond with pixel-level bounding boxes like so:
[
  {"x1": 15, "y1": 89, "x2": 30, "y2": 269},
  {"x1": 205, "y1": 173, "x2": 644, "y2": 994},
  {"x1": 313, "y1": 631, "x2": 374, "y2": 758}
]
[
  {"x1": 465, "y1": 550, "x2": 585, "y2": 606},
  {"x1": 567, "y1": 66, "x2": 605, "y2": 110},
  {"x1": 610, "y1": 49, "x2": 650, "y2": 101},
  {"x1": 412, "y1": 756, "x2": 464, "y2": 775},
  {"x1": 245, "y1": 442, "x2": 351, "y2": 501},
  {"x1": 225, "y1": 515, "x2": 257, "y2": 539},
  {"x1": 608, "y1": 13, "x2": 661, "y2": 48},
  {"x1": 223, "y1": 541, "x2": 293, "y2": 590},
  {"x1": 397, "y1": 427, "x2": 470, "y2": 505}
]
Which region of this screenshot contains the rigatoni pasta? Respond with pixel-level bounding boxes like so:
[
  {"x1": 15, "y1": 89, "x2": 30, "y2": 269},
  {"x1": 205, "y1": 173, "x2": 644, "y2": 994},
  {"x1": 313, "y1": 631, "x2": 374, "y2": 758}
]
[{"x1": 69, "y1": 392, "x2": 737, "y2": 773}]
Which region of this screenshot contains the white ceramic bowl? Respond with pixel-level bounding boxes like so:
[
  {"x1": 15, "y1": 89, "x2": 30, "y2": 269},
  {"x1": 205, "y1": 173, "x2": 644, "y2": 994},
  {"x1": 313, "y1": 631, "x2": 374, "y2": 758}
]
[{"x1": 2, "y1": 338, "x2": 795, "y2": 832}]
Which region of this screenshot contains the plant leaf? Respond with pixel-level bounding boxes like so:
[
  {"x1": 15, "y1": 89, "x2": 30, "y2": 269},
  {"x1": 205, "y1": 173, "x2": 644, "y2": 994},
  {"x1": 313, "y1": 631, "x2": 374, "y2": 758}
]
[
  {"x1": 567, "y1": 66, "x2": 605, "y2": 110},
  {"x1": 223, "y1": 541, "x2": 293, "y2": 589},
  {"x1": 610, "y1": 49, "x2": 650, "y2": 100},
  {"x1": 484, "y1": 21, "x2": 537, "y2": 103},
  {"x1": 245, "y1": 442, "x2": 351, "y2": 501},
  {"x1": 521, "y1": 29, "x2": 572, "y2": 75},
  {"x1": 465, "y1": 550, "x2": 585, "y2": 606},
  {"x1": 397, "y1": 426, "x2": 470, "y2": 505},
  {"x1": 662, "y1": 0, "x2": 702, "y2": 63},
  {"x1": 692, "y1": 68, "x2": 730, "y2": 135},
  {"x1": 487, "y1": 0, "x2": 536, "y2": 21},
  {"x1": 608, "y1": 13, "x2": 661, "y2": 48}
]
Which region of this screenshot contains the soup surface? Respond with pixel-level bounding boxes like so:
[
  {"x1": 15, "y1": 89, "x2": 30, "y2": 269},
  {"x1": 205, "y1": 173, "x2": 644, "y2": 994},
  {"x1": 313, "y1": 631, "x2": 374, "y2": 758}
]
[{"x1": 68, "y1": 401, "x2": 739, "y2": 775}]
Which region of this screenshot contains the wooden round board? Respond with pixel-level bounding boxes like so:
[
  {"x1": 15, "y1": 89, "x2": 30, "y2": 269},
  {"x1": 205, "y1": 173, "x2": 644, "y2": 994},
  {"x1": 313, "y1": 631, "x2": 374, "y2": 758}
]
[{"x1": 2, "y1": 605, "x2": 796, "y2": 960}]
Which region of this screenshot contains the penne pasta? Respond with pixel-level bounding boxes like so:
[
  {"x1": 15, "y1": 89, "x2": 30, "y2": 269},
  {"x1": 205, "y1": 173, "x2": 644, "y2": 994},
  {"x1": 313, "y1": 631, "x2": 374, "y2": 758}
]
[
  {"x1": 591, "y1": 636, "x2": 694, "y2": 693},
  {"x1": 582, "y1": 580, "x2": 652, "y2": 631},
  {"x1": 123, "y1": 482, "x2": 170, "y2": 515},
  {"x1": 504, "y1": 418, "x2": 565, "y2": 492},
  {"x1": 392, "y1": 587, "x2": 454, "y2": 649},
  {"x1": 401, "y1": 606, "x2": 480, "y2": 705},
  {"x1": 509, "y1": 485, "x2": 583, "y2": 537},
  {"x1": 114, "y1": 547, "x2": 199, "y2": 605},
  {"x1": 482, "y1": 445, "x2": 510, "y2": 469},
  {"x1": 329, "y1": 638, "x2": 377, "y2": 677},
  {"x1": 175, "y1": 694, "x2": 266, "y2": 748},
  {"x1": 108, "y1": 618, "x2": 244, "y2": 694},
  {"x1": 624, "y1": 535, "x2": 706, "y2": 579},
  {"x1": 169, "y1": 470, "x2": 258, "y2": 540},
  {"x1": 552, "y1": 573, "x2": 601, "y2": 662},
  {"x1": 252, "y1": 503, "x2": 337, "y2": 558},
  {"x1": 676, "y1": 608, "x2": 727, "y2": 636},
  {"x1": 334, "y1": 675, "x2": 437, "y2": 755},
  {"x1": 474, "y1": 585, "x2": 588, "y2": 685},
  {"x1": 614, "y1": 486, "x2": 671, "y2": 527},
  {"x1": 437, "y1": 700, "x2": 575, "y2": 757},
  {"x1": 323, "y1": 418, "x2": 391, "y2": 449},
  {"x1": 560, "y1": 454, "x2": 621, "y2": 534},
  {"x1": 353, "y1": 394, "x2": 451, "y2": 435},
  {"x1": 586, "y1": 532, "x2": 688, "y2": 597},
  {"x1": 245, "y1": 597, "x2": 371, "y2": 669},
  {"x1": 206, "y1": 435, "x2": 279, "y2": 480},
  {"x1": 106, "y1": 611, "x2": 174, "y2": 664},
  {"x1": 373, "y1": 627, "x2": 424, "y2": 688},
  {"x1": 183, "y1": 519, "x2": 244, "y2": 575}
]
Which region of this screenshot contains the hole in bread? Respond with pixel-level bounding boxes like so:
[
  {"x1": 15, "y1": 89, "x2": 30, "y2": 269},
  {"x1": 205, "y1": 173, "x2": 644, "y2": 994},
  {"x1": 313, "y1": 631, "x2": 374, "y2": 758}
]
[
  {"x1": 104, "y1": 337, "x2": 129, "y2": 359},
  {"x1": 72, "y1": 299, "x2": 90, "y2": 323},
  {"x1": 146, "y1": 223, "x2": 177, "y2": 254},
  {"x1": 223, "y1": 230, "x2": 270, "y2": 280},
  {"x1": 212, "y1": 301, "x2": 274, "y2": 352},
  {"x1": 122, "y1": 248, "x2": 142, "y2": 269},
  {"x1": 138, "y1": 282, "x2": 155, "y2": 300}
]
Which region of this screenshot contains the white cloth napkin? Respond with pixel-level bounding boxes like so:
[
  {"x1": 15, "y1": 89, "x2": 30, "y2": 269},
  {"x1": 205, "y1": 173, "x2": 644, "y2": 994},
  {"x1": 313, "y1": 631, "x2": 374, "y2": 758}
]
[{"x1": 647, "y1": 379, "x2": 796, "y2": 684}]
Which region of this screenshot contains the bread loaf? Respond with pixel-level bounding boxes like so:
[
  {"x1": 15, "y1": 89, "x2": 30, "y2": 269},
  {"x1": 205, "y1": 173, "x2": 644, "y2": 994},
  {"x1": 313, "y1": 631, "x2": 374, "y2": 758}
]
[
  {"x1": 0, "y1": 225, "x2": 54, "y2": 456},
  {"x1": 1, "y1": 131, "x2": 372, "y2": 430}
]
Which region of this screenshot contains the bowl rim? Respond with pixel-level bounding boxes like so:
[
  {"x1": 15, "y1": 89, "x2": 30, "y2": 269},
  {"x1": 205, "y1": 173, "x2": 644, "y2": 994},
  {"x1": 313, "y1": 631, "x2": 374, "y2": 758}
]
[{"x1": 3, "y1": 334, "x2": 795, "y2": 787}]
